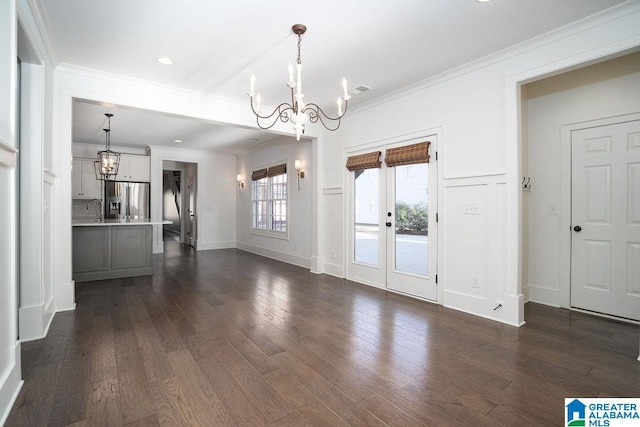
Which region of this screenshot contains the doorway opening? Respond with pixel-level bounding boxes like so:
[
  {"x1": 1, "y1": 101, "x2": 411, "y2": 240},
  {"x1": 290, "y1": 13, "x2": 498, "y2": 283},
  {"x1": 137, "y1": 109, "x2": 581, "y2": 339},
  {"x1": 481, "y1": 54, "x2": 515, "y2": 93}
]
[
  {"x1": 521, "y1": 51, "x2": 640, "y2": 322},
  {"x1": 347, "y1": 136, "x2": 438, "y2": 302},
  {"x1": 162, "y1": 161, "x2": 197, "y2": 248}
]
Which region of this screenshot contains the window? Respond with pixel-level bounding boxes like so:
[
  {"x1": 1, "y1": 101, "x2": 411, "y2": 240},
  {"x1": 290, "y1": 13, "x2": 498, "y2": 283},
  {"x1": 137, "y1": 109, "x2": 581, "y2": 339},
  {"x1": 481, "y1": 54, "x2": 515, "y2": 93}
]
[{"x1": 252, "y1": 164, "x2": 287, "y2": 234}]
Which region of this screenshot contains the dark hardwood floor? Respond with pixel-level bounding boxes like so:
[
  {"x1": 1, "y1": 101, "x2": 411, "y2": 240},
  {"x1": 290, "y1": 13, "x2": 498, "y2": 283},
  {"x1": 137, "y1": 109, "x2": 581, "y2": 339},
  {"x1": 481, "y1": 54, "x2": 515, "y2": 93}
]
[{"x1": 6, "y1": 242, "x2": 640, "y2": 426}]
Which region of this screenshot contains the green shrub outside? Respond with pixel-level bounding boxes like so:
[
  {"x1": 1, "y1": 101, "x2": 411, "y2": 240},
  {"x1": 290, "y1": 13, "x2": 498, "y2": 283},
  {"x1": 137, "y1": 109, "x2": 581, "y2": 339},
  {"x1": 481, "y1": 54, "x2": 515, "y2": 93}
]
[{"x1": 395, "y1": 201, "x2": 428, "y2": 235}]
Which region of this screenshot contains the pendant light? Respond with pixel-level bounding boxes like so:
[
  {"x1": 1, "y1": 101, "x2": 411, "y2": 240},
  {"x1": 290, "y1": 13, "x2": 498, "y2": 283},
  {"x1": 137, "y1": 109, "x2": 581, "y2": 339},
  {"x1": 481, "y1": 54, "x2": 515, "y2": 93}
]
[{"x1": 95, "y1": 113, "x2": 121, "y2": 180}]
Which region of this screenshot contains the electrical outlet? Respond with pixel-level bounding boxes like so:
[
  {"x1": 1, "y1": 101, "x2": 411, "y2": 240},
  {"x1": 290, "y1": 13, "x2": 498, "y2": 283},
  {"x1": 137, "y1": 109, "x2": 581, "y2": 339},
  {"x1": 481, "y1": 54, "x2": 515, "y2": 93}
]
[
  {"x1": 471, "y1": 275, "x2": 480, "y2": 288},
  {"x1": 294, "y1": 243, "x2": 298, "y2": 251},
  {"x1": 548, "y1": 204, "x2": 558, "y2": 215},
  {"x1": 331, "y1": 250, "x2": 336, "y2": 260}
]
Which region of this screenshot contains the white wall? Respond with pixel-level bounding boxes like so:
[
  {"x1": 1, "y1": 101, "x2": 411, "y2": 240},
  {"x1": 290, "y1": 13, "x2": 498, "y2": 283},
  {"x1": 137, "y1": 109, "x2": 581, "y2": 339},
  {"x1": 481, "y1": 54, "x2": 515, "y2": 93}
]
[
  {"x1": 236, "y1": 138, "x2": 313, "y2": 268},
  {"x1": 524, "y1": 52, "x2": 640, "y2": 306},
  {"x1": 0, "y1": 0, "x2": 21, "y2": 422},
  {"x1": 319, "y1": 3, "x2": 640, "y2": 326},
  {"x1": 149, "y1": 145, "x2": 236, "y2": 252}
]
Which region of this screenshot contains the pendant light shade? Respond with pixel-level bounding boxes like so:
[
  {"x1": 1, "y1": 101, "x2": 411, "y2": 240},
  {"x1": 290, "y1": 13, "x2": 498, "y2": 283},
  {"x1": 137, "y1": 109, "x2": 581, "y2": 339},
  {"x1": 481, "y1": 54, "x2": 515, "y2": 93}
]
[{"x1": 95, "y1": 113, "x2": 121, "y2": 180}]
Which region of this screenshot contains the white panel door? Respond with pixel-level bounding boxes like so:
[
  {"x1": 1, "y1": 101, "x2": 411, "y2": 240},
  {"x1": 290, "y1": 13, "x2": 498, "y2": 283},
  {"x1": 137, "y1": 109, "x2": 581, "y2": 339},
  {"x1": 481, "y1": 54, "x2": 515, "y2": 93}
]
[{"x1": 571, "y1": 120, "x2": 640, "y2": 321}]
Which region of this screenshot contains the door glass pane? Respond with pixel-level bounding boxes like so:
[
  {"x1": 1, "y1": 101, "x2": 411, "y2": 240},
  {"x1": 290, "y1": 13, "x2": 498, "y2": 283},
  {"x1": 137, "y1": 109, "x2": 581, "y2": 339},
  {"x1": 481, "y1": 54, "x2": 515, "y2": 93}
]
[
  {"x1": 395, "y1": 164, "x2": 428, "y2": 276},
  {"x1": 354, "y1": 168, "x2": 379, "y2": 266}
]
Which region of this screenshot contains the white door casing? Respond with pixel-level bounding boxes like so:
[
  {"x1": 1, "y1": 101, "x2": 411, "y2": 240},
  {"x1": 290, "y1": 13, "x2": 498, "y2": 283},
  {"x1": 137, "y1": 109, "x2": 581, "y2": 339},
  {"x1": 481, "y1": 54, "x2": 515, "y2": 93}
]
[{"x1": 571, "y1": 119, "x2": 640, "y2": 321}]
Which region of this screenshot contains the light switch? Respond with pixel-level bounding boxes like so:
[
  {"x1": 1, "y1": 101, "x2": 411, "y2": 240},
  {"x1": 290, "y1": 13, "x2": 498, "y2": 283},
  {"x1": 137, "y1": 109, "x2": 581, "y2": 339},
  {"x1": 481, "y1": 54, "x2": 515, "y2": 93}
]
[{"x1": 464, "y1": 202, "x2": 480, "y2": 215}]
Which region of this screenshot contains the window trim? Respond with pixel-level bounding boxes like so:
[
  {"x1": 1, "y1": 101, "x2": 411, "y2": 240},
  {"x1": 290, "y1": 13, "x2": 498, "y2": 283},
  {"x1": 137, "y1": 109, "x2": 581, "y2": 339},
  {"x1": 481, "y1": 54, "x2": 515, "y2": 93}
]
[{"x1": 250, "y1": 160, "x2": 290, "y2": 239}]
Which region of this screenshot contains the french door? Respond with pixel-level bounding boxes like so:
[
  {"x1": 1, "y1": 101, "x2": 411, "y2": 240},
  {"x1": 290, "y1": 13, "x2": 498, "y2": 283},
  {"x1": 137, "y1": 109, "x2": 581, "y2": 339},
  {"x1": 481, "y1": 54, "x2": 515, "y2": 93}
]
[
  {"x1": 348, "y1": 137, "x2": 438, "y2": 302},
  {"x1": 386, "y1": 161, "x2": 437, "y2": 300}
]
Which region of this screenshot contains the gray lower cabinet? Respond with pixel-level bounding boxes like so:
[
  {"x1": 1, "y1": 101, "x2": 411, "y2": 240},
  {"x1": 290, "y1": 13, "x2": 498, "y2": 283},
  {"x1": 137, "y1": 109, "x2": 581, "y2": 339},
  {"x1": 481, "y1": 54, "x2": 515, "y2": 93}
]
[{"x1": 73, "y1": 225, "x2": 153, "y2": 282}]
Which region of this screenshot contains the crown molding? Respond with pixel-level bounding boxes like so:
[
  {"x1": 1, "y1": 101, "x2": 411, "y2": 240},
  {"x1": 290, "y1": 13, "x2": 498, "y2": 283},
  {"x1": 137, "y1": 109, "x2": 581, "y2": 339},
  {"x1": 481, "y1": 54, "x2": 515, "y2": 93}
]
[
  {"x1": 19, "y1": 0, "x2": 57, "y2": 66},
  {"x1": 350, "y1": 1, "x2": 640, "y2": 116}
]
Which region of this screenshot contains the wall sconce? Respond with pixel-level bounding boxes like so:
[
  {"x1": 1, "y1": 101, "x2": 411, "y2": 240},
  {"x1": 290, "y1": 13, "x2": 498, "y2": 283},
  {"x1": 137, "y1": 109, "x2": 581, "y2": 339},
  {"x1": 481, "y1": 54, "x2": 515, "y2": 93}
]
[
  {"x1": 236, "y1": 174, "x2": 244, "y2": 195},
  {"x1": 294, "y1": 160, "x2": 305, "y2": 191}
]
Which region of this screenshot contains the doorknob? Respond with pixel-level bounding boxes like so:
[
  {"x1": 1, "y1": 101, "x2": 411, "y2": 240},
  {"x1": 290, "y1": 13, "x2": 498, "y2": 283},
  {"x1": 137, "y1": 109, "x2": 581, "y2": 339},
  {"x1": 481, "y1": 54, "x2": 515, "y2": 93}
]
[
  {"x1": 573, "y1": 225, "x2": 582, "y2": 232},
  {"x1": 385, "y1": 221, "x2": 392, "y2": 227}
]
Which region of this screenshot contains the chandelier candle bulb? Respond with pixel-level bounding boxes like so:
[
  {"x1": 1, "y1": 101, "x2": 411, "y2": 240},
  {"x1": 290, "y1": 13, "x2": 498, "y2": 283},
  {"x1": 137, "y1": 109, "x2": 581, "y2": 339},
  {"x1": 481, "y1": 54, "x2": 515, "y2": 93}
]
[
  {"x1": 249, "y1": 74, "x2": 256, "y2": 95},
  {"x1": 342, "y1": 78, "x2": 348, "y2": 98},
  {"x1": 337, "y1": 97, "x2": 343, "y2": 116},
  {"x1": 296, "y1": 63, "x2": 302, "y2": 96},
  {"x1": 288, "y1": 63, "x2": 294, "y2": 87}
]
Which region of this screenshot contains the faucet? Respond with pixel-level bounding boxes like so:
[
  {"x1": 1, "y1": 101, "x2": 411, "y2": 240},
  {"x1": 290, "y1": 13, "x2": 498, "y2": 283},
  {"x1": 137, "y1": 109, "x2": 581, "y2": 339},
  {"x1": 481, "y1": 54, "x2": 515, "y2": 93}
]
[{"x1": 87, "y1": 199, "x2": 103, "y2": 220}]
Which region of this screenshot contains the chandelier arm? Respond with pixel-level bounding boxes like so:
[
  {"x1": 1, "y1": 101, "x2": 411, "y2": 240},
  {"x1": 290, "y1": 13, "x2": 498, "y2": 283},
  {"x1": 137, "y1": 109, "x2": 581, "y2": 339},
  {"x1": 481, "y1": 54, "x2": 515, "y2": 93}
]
[
  {"x1": 249, "y1": 96, "x2": 295, "y2": 121},
  {"x1": 251, "y1": 103, "x2": 296, "y2": 130},
  {"x1": 302, "y1": 103, "x2": 345, "y2": 131}
]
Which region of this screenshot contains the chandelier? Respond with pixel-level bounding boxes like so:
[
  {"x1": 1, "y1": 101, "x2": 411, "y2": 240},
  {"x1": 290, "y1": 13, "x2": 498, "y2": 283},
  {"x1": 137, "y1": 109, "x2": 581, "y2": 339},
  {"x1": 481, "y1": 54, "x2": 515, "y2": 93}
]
[
  {"x1": 248, "y1": 24, "x2": 350, "y2": 141},
  {"x1": 95, "y1": 113, "x2": 120, "y2": 180}
]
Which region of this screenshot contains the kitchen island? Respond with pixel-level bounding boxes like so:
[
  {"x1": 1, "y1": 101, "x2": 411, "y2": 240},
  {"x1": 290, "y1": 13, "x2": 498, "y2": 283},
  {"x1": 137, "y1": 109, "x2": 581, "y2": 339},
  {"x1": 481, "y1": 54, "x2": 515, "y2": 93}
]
[{"x1": 72, "y1": 218, "x2": 170, "y2": 282}]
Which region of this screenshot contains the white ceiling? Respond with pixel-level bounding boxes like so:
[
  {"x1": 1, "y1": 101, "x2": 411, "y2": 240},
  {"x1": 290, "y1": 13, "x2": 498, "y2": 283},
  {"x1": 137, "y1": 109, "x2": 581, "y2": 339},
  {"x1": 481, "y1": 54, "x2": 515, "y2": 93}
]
[{"x1": 33, "y1": 0, "x2": 627, "y2": 153}]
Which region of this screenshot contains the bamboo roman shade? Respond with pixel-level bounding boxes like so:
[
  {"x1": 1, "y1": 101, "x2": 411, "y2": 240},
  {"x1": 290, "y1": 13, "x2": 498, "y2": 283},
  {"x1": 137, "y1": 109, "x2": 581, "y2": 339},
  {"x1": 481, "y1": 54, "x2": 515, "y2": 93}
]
[
  {"x1": 345, "y1": 151, "x2": 382, "y2": 171},
  {"x1": 267, "y1": 163, "x2": 287, "y2": 177},
  {"x1": 384, "y1": 141, "x2": 430, "y2": 167},
  {"x1": 252, "y1": 164, "x2": 287, "y2": 181},
  {"x1": 251, "y1": 168, "x2": 268, "y2": 181}
]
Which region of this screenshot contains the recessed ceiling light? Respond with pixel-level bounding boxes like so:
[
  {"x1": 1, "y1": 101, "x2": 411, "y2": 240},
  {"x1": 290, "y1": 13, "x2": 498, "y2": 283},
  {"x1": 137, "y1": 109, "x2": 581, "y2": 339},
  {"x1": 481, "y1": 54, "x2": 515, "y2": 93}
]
[
  {"x1": 157, "y1": 57, "x2": 174, "y2": 65},
  {"x1": 174, "y1": 139, "x2": 182, "y2": 143},
  {"x1": 476, "y1": 0, "x2": 492, "y2": 2}
]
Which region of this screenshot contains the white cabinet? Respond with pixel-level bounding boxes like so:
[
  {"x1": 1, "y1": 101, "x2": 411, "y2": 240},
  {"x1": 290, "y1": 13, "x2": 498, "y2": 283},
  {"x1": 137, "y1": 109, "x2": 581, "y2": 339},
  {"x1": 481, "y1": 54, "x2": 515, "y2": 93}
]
[
  {"x1": 115, "y1": 154, "x2": 150, "y2": 182},
  {"x1": 72, "y1": 158, "x2": 102, "y2": 199}
]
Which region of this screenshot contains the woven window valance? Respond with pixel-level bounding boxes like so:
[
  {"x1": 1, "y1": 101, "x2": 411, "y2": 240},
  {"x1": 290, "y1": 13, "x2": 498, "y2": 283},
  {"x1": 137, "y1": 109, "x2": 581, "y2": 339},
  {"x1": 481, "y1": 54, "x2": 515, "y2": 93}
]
[
  {"x1": 384, "y1": 141, "x2": 430, "y2": 167},
  {"x1": 252, "y1": 164, "x2": 287, "y2": 180},
  {"x1": 345, "y1": 151, "x2": 382, "y2": 171},
  {"x1": 267, "y1": 163, "x2": 287, "y2": 177},
  {"x1": 251, "y1": 168, "x2": 268, "y2": 181}
]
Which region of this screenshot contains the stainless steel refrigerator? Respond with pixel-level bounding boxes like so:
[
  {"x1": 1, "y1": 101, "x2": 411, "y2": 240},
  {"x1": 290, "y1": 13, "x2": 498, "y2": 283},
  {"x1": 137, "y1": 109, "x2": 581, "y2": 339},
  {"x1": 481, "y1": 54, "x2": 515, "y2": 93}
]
[{"x1": 104, "y1": 181, "x2": 150, "y2": 219}]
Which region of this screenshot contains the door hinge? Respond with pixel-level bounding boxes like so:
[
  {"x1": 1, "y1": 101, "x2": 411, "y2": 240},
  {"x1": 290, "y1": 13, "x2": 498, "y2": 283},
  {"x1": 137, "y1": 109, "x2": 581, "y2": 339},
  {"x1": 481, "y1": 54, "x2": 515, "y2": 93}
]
[
  {"x1": 435, "y1": 151, "x2": 438, "y2": 161},
  {"x1": 435, "y1": 274, "x2": 438, "y2": 284},
  {"x1": 436, "y1": 213, "x2": 438, "y2": 222}
]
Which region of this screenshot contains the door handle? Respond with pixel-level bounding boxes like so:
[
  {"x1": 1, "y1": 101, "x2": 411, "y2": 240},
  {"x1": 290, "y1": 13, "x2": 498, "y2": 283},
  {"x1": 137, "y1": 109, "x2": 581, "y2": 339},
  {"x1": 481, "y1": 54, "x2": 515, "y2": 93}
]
[
  {"x1": 385, "y1": 221, "x2": 392, "y2": 227},
  {"x1": 573, "y1": 225, "x2": 582, "y2": 232}
]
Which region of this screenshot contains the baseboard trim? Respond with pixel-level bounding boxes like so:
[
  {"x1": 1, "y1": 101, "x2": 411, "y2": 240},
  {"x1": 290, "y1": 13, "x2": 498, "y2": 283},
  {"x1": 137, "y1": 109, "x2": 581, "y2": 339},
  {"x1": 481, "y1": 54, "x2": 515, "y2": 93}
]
[
  {"x1": 527, "y1": 284, "x2": 561, "y2": 307},
  {"x1": 323, "y1": 261, "x2": 344, "y2": 278},
  {"x1": 443, "y1": 289, "x2": 525, "y2": 327},
  {"x1": 310, "y1": 256, "x2": 323, "y2": 274},
  {"x1": 19, "y1": 303, "x2": 44, "y2": 342},
  {"x1": 0, "y1": 343, "x2": 23, "y2": 426},
  {"x1": 55, "y1": 280, "x2": 75, "y2": 312},
  {"x1": 345, "y1": 275, "x2": 385, "y2": 290},
  {"x1": 197, "y1": 241, "x2": 236, "y2": 251},
  {"x1": 236, "y1": 242, "x2": 311, "y2": 269}
]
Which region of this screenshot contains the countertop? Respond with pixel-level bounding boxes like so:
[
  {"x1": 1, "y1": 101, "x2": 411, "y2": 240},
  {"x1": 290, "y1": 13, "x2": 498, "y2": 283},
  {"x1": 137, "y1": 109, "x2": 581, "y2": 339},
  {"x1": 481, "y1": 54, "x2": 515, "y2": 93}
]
[{"x1": 72, "y1": 218, "x2": 172, "y2": 227}]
